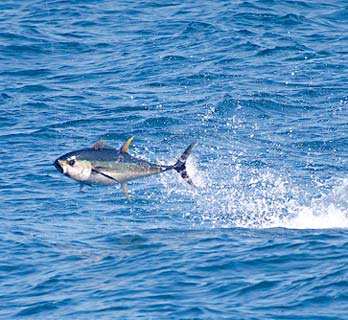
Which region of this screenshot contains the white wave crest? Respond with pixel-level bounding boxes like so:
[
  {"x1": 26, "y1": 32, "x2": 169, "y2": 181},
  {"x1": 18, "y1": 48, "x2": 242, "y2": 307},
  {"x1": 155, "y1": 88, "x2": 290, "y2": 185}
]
[{"x1": 162, "y1": 159, "x2": 348, "y2": 230}]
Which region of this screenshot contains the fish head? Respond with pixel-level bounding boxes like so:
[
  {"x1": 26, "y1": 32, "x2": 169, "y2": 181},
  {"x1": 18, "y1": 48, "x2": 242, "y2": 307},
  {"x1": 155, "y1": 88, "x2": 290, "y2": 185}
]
[{"x1": 54, "y1": 152, "x2": 92, "y2": 182}]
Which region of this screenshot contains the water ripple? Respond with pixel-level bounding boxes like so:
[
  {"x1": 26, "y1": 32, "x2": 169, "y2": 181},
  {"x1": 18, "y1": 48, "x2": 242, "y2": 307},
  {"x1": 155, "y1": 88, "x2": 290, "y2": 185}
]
[{"x1": 2, "y1": 0, "x2": 348, "y2": 319}]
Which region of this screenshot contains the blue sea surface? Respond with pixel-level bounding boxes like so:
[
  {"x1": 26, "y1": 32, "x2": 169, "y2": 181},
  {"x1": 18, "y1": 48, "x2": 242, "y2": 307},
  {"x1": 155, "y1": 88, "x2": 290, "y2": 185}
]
[{"x1": 1, "y1": 0, "x2": 348, "y2": 319}]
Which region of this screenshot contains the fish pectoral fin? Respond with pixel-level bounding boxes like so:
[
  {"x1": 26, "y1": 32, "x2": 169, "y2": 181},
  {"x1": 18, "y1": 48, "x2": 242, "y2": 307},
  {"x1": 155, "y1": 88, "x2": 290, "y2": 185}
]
[
  {"x1": 120, "y1": 136, "x2": 134, "y2": 153},
  {"x1": 121, "y1": 183, "x2": 131, "y2": 200},
  {"x1": 92, "y1": 167, "x2": 119, "y2": 183},
  {"x1": 79, "y1": 183, "x2": 94, "y2": 192}
]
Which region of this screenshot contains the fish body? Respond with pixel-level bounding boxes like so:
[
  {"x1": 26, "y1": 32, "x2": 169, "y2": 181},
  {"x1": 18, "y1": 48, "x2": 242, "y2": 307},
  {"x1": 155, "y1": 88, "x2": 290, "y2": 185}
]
[{"x1": 53, "y1": 137, "x2": 196, "y2": 199}]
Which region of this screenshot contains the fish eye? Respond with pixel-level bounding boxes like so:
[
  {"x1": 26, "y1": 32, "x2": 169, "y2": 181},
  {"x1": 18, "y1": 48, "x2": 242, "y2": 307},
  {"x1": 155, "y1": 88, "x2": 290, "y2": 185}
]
[{"x1": 68, "y1": 159, "x2": 76, "y2": 166}]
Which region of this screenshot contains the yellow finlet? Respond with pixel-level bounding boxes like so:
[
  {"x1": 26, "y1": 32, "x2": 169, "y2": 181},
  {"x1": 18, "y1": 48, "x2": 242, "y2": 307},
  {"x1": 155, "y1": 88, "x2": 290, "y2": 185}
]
[
  {"x1": 120, "y1": 136, "x2": 134, "y2": 153},
  {"x1": 121, "y1": 183, "x2": 131, "y2": 200}
]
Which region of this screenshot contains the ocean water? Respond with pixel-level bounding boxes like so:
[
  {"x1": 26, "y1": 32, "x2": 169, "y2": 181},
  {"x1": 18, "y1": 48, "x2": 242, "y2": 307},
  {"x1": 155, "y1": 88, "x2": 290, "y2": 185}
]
[{"x1": 1, "y1": 0, "x2": 348, "y2": 318}]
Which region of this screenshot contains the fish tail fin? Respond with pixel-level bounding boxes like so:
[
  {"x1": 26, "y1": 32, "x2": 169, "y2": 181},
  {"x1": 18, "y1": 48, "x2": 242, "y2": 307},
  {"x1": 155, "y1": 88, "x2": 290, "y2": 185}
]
[{"x1": 173, "y1": 142, "x2": 197, "y2": 187}]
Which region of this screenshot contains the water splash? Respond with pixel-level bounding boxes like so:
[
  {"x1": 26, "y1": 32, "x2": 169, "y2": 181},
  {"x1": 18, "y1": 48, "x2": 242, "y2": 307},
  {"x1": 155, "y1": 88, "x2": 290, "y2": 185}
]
[
  {"x1": 162, "y1": 158, "x2": 348, "y2": 230},
  {"x1": 284, "y1": 179, "x2": 348, "y2": 229}
]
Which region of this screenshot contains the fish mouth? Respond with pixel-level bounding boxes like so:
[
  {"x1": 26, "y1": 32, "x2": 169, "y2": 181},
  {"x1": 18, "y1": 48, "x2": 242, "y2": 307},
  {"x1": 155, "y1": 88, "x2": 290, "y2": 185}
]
[{"x1": 53, "y1": 159, "x2": 64, "y2": 174}]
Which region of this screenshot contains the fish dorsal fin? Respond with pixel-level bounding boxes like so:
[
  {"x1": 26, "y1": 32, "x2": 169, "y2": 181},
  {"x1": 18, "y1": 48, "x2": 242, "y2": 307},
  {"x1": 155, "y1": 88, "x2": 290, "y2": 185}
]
[
  {"x1": 92, "y1": 138, "x2": 116, "y2": 150},
  {"x1": 91, "y1": 138, "x2": 106, "y2": 150},
  {"x1": 120, "y1": 136, "x2": 134, "y2": 153}
]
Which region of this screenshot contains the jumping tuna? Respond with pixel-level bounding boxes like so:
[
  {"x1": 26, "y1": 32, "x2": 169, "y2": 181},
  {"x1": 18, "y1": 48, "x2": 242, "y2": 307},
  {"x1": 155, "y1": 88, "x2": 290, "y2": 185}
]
[{"x1": 53, "y1": 137, "x2": 196, "y2": 199}]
